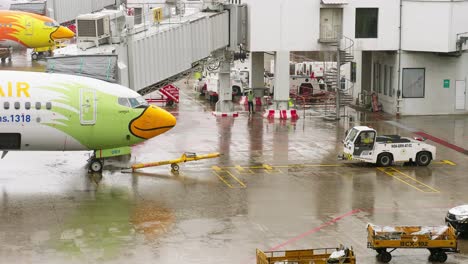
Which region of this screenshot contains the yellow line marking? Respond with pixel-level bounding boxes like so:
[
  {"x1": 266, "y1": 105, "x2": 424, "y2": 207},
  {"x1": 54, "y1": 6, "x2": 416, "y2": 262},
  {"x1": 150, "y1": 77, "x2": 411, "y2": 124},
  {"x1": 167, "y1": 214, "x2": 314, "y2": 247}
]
[
  {"x1": 442, "y1": 160, "x2": 456, "y2": 166},
  {"x1": 391, "y1": 167, "x2": 440, "y2": 193},
  {"x1": 377, "y1": 167, "x2": 440, "y2": 193},
  {"x1": 235, "y1": 165, "x2": 245, "y2": 172},
  {"x1": 226, "y1": 171, "x2": 247, "y2": 188},
  {"x1": 377, "y1": 167, "x2": 427, "y2": 193},
  {"x1": 263, "y1": 164, "x2": 273, "y2": 170},
  {"x1": 213, "y1": 171, "x2": 233, "y2": 188},
  {"x1": 211, "y1": 166, "x2": 222, "y2": 172}
]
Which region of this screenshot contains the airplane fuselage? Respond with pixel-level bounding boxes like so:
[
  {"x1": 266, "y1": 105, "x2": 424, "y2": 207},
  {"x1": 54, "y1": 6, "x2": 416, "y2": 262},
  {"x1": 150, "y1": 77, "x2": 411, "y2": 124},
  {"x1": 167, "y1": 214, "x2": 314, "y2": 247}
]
[
  {"x1": 0, "y1": 10, "x2": 74, "y2": 49},
  {"x1": 0, "y1": 71, "x2": 176, "y2": 152}
]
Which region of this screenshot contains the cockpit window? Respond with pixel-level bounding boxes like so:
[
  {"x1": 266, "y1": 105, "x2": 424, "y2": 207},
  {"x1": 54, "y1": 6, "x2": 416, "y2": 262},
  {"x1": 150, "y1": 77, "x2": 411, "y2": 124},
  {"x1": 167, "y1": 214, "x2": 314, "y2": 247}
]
[
  {"x1": 118, "y1": 96, "x2": 148, "y2": 108},
  {"x1": 128, "y1": 96, "x2": 149, "y2": 108},
  {"x1": 44, "y1": 21, "x2": 60, "y2": 27},
  {"x1": 118, "y1": 98, "x2": 130, "y2": 107}
]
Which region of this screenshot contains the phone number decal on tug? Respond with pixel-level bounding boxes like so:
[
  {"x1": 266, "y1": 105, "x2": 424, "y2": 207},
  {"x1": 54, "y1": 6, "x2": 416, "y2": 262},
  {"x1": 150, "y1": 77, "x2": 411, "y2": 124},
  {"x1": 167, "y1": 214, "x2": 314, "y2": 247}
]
[{"x1": 0, "y1": 114, "x2": 31, "y2": 123}]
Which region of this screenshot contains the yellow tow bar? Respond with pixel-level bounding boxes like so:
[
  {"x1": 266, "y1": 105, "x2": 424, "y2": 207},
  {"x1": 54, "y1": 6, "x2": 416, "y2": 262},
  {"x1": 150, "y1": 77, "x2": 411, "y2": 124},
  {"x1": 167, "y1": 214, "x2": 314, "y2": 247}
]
[{"x1": 131, "y1": 152, "x2": 220, "y2": 172}]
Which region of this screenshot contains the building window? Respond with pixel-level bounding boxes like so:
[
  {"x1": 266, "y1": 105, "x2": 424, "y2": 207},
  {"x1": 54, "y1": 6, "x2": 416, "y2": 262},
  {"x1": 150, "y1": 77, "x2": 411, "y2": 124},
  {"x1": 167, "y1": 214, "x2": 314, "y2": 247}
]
[
  {"x1": 402, "y1": 68, "x2": 425, "y2": 98},
  {"x1": 355, "y1": 8, "x2": 378, "y2": 38}
]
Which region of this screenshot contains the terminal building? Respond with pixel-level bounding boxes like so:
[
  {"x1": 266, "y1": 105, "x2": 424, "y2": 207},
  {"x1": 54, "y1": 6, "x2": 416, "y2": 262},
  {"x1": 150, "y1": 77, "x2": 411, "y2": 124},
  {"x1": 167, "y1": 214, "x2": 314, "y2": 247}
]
[{"x1": 245, "y1": 0, "x2": 468, "y2": 115}]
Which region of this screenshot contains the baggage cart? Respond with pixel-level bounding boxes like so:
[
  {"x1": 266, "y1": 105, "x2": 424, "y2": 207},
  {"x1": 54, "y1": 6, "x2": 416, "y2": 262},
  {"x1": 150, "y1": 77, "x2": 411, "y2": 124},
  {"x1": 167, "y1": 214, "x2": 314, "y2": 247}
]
[
  {"x1": 257, "y1": 245, "x2": 356, "y2": 264},
  {"x1": 367, "y1": 224, "x2": 458, "y2": 263}
]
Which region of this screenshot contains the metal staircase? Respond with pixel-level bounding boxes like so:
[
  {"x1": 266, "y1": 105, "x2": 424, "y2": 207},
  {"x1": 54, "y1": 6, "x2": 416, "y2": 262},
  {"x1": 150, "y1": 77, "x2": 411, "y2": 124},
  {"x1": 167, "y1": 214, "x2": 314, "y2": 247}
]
[{"x1": 323, "y1": 35, "x2": 355, "y2": 107}]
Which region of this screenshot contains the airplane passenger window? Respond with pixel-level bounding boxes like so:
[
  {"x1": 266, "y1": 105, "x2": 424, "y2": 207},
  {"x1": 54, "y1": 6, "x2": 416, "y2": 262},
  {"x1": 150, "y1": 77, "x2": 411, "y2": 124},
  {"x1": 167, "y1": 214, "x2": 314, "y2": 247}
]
[
  {"x1": 14, "y1": 102, "x2": 20, "y2": 110},
  {"x1": 118, "y1": 98, "x2": 130, "y2": 107},
  {"x1": 4, "y1": 102, "x2": 9, "y2": 110},
  {"x1": 46, "y1": 102, "x2": 52, "y2": 110},
  {"x1": 25, "y1": 102, "x2": 31, "y2": 110},
  {"x1": 35, "y1": 102, "x2": 41, "y2": 110}
]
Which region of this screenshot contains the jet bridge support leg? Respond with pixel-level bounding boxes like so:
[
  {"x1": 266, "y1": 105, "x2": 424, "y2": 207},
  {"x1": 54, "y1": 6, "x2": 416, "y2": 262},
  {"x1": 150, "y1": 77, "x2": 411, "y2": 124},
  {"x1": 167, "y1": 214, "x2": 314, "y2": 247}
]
[
  {"x1": 214, "y1": 59, "x2": 237, "y2": 117},
  {"x1": 263, "y1": 50, "x2": 298, "y2": 120}
]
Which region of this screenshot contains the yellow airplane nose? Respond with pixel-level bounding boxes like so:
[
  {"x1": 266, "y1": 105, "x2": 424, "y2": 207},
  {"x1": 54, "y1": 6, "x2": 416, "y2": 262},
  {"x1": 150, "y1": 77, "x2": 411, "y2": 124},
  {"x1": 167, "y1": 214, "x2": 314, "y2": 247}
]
[
  {"x1": 130, "y1": 106, "x2": 177, "y2": 139},
  {"x1": 51, "y1": 26, "x2": 75, "y2": 40}
]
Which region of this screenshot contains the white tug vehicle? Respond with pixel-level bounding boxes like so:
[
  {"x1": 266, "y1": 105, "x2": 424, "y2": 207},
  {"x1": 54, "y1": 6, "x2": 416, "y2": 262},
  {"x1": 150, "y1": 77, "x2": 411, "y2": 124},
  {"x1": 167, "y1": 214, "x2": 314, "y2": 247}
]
[{"x1": 342, "y1": 126, "x2": 436, "y2": 166}]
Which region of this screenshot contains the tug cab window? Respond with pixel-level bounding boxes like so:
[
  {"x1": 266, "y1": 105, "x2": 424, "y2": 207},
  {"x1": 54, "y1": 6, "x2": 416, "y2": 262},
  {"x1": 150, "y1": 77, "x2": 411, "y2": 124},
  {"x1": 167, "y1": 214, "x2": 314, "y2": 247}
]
[
  {"x1": 118, "y1": 97, "x2": 148, "y2": 108},
  {"x1": 355, "y1": 131, "x2": 376, "y2": 146}
]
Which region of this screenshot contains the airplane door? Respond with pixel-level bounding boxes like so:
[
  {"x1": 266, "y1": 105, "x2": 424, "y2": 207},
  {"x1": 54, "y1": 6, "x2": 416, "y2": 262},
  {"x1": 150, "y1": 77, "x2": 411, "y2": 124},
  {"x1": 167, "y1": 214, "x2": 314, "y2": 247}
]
[
  {"x1": 25, "y1": 17, "x2": 33, "y2": 35},
  {"x1": 80, "y1": 89, "x2": 96, "y2": 125}
]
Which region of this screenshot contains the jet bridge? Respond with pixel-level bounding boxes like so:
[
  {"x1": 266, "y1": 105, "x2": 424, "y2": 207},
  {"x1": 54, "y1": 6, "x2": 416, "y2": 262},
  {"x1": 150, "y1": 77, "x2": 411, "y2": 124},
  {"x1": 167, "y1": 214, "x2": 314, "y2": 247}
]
[{"x1": 48, "y1": 3, "x2": 247, "y2": 97}]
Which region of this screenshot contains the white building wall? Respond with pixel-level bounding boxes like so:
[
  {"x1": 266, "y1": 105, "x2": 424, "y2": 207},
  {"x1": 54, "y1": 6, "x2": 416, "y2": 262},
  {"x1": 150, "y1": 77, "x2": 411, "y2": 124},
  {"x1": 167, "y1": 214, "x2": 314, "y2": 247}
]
[
  {"x1": 450, "y1": 2, "x2": 468, "y2": 52},
  {"x1": 401, "y1": 2, "x2": 452, "y2": 52},
  {"x1": 399, "y1": 52, "x2": 468, "y2": 115},
  {"x1": 244, "y1": 0, "x2": 399, "y2": 52},
  {"x1": 343, "y1": 0, "x2": 399, "y2": 51}
]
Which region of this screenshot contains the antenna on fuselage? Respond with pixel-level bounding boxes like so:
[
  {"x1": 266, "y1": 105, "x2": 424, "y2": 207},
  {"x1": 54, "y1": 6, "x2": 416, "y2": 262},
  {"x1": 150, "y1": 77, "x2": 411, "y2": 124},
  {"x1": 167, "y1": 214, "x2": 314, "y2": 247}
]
[{"x1": 1, "y1": 151, "x2": 8, "y2": 159}]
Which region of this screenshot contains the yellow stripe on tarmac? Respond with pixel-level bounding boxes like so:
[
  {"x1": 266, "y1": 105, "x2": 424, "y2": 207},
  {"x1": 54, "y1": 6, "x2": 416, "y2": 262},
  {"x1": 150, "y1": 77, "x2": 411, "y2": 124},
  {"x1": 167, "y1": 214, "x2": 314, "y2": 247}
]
[
  {"x1": 213, "y1": 171, "x2": 233, "y2": 188},
  {"x1": 442, "y1": 160, "x2": 456, "y2": 166},
  {"x1": 226, "y1": 171, "x2": 247, "y2": 188},
  {"x1": 211, "y1": 166, "x2": 222, "y2": 172},
  {"x1": 377, "y1": 167, "x2": 440, "y2": 193}
]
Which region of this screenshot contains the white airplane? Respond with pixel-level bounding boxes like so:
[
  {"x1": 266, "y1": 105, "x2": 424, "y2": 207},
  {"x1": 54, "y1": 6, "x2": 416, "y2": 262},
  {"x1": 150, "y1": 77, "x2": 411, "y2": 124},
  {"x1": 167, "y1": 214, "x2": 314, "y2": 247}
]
[{"x1": 0, "y1": 71, "x2": 177, "y2": 172}]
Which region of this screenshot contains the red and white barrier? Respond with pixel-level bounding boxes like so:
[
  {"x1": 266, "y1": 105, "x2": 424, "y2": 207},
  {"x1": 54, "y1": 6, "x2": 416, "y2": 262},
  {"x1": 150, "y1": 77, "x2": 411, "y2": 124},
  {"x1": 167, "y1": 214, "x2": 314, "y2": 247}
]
[
  {"x1": 239, "y1": 96, "x2": 263, "y2": 105},
  {"x1": 263, "y1": 109, "x2": 299, "y2": 120},
  {"x1": 212, "y1": 112, "x2": 239, "y2": 118}
]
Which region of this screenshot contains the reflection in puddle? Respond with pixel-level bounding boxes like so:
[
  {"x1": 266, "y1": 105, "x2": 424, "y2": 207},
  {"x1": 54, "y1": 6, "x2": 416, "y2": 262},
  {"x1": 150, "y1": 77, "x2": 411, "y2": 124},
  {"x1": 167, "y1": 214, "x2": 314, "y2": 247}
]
[
  {"x1": 131, "y1": 204, "x2": 175, "y2": 241},
  {"x1": 51, "y1": 187, "x2": 174, "y2": 261}
]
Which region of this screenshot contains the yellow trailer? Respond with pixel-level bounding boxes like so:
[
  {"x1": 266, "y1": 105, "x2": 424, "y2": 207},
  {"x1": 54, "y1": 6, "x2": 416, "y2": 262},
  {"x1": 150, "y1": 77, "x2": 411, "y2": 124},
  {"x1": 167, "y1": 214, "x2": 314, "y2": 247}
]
[
  {"x1": 257, "y1": 246, "x2": 356, "y2": 264},
  {"x1": 367, "y1": 224, "x2": 458, "y2": 263}
]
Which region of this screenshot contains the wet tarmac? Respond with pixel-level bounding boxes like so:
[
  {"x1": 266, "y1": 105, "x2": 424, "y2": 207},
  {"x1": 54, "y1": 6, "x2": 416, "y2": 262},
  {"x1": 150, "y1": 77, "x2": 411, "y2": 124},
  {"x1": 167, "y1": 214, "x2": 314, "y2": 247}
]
[{"x1": 1, "y1": 56, "x2": 468, "y2": 263}]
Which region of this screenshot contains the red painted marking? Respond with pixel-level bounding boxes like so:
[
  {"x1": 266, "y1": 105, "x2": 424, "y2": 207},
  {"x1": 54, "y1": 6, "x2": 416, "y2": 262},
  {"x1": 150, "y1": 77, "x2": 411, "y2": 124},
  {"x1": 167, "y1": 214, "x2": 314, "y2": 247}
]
[
  {"x1": 221, "y1": 114, "x2": 227, "y2": 117},
  {"x1": 268, "y1": 209, "x2": 361, "y2": 251},
  {"x1": 415, "y1": 131, "x2": 468, "y2": 155}
]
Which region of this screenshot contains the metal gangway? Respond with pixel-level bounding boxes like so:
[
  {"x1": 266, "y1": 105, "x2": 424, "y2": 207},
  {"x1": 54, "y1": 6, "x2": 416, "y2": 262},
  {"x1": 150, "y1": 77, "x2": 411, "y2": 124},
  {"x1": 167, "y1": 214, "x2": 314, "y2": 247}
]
[{"x1": 48, "y1": 1, "x2": 246, "y2": 96}]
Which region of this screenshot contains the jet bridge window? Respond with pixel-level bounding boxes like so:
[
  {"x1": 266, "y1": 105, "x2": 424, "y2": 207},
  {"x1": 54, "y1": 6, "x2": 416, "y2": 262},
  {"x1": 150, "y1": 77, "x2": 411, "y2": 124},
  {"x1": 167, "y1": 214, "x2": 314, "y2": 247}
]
[{"x1": 3, "y1": 102, "x2": 9, "y2": 110}]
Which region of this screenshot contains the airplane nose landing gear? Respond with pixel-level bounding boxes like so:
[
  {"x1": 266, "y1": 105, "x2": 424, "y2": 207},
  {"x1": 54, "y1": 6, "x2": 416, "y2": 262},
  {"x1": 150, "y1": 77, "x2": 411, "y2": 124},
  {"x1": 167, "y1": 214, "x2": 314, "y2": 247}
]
[{"x1": 89, "y1": 159, "x2": 103, "y2": 173}]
